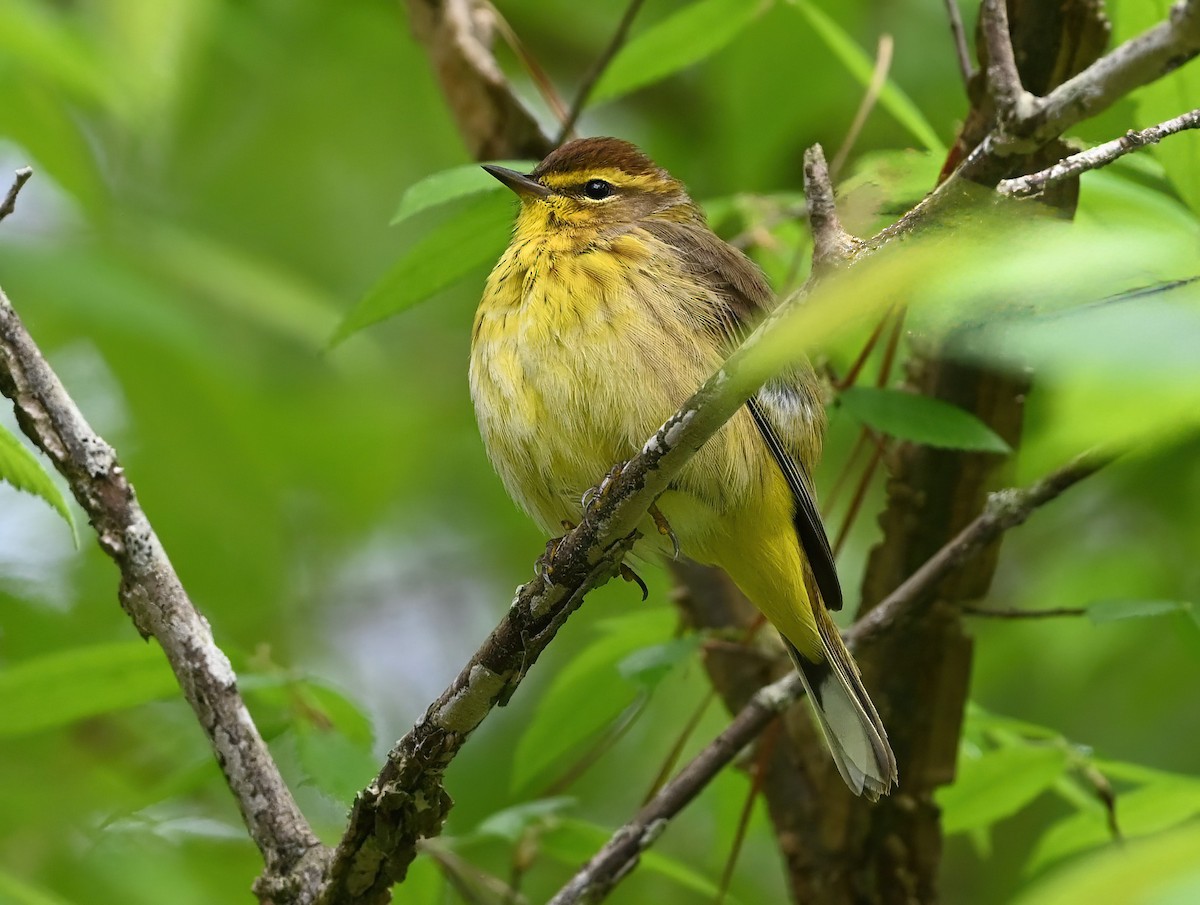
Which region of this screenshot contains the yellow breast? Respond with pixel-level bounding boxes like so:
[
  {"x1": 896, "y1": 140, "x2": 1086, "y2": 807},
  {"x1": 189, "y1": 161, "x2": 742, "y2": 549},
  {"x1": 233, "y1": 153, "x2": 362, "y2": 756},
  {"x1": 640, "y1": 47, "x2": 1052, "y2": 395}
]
[{"x1": 469, "y1": 221, "x2": 771, "y2": 551}]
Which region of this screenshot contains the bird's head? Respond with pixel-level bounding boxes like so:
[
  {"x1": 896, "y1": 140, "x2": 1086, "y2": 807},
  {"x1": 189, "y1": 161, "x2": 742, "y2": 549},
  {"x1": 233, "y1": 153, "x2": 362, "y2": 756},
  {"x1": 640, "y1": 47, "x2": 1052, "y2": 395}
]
[{"x1": 484, "y1": 137, "x2": 698, "y2": 240}]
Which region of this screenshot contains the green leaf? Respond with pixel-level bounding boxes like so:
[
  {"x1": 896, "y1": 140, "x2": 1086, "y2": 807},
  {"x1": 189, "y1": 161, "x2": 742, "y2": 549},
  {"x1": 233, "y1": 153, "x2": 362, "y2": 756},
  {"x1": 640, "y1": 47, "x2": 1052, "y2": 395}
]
[
  {"x1": 0, "y1": 866, "x2": 73, "y2": 905},
  {"x1": 839, "y1": 386, "x2": 1011, "y2": 453},
  {"x1": 0, "y1": 423, "x2": 74, "y2": 530},
  {"x1": 938, "y1": 744, "x2": 1069, "y2": 834},
  {"x1": 542, "y1": 818, "x2": 734, "y2": 902},
  {"x1": 1027, "y1": 773, "x2": 1200, "y2": 874},
  {"x1": 511, "y1": 609, "x2": 675, "y2": 792},
  {"x1": 331, "y1": 192, "x2": 512, "y2": 344},
  {"x1": 392, "y1": 161, "x2": 534, "y2": 225},
  {"x1": 616, "y1": 635, "x2": 699, "y2": 690},
  {"x1": 294, "y1": 721, "x2": 378, "y2": 803},
  {"x1": 1017, "y1": 821, "x2": 1200, "y2": 905},
  {"x1": 591, "y1": 0, "x2": 768, "y2": 105},
  {"x1": 1086, "y1": 598, "x2": 1194, "y2": 625},
  {"x1": 469, "y1": 797, "x2": 577, "y2": 843},
  {"x1": 787, "y1": 0, "x2": 945, "y2": 154},
  {"x1": 0, "y1": 641, "x2": 178, "y2": 737}
]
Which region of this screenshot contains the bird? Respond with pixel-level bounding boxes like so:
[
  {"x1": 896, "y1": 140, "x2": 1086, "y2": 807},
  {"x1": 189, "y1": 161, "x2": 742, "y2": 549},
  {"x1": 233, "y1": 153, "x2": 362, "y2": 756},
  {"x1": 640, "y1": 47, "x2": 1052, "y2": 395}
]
[{"x1": 469, "y1": 136, "x2": 897, "y2": 798}]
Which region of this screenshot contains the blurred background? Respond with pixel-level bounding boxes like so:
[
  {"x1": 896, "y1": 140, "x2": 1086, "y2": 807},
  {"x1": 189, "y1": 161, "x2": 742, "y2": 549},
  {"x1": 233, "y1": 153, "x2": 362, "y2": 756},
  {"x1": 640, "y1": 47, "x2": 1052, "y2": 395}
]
[{"x1": 1, "y1": 1, "x2": 1198, "y2": 903}]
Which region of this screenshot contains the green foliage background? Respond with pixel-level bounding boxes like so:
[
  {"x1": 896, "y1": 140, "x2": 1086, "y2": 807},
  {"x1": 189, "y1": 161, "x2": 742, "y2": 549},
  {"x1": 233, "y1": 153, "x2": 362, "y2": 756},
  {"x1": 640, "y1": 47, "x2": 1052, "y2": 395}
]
[{"x1": 1, "y1": 1, "x2": 1198, "y2": 903}]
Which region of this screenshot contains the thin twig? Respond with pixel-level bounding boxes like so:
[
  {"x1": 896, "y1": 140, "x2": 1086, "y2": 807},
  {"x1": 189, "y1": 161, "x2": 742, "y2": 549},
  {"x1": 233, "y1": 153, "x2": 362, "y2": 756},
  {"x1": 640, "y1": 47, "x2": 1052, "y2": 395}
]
[
  {"x1": 0, "y1": 166, "x2": 32, "y2": 224},
  {"x1": 0, "y1": 271, "x2": 327, "y2": 900},
  {"x1": 981, "y1": 0, "x2": 1031, "y2": 123},
  {"x1": 998, "y1": 108, "x2": 1200, "y2": 196},
  {"x1": 830, "y1": 34, "x2": 894, "y2": 179},
  {"x1": 486, "y1": 1, "x2": 572, "y2": 127},
  {"x1": 803, "y1": 144, "x2": 861, "y2": 273},
  {"x1": 556, "y1": 0, "x2": 648, "y2": 145},
  {"x1": 961, "y1": 605, "x2": 1087, "y2": 618},
  {"x1": 943, "y1": 0, "x2": 975, "y2": 86},
  {"x1": 545, "y1": 450, "x2": 1111, "y2": 905}
]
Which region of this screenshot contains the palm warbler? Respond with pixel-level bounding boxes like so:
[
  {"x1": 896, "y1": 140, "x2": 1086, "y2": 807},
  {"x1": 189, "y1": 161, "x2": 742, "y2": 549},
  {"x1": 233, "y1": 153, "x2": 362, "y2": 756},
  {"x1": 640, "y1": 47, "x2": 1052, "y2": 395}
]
[{"x1": 471, "y1": 137, "x2": 897, "y2": 798}]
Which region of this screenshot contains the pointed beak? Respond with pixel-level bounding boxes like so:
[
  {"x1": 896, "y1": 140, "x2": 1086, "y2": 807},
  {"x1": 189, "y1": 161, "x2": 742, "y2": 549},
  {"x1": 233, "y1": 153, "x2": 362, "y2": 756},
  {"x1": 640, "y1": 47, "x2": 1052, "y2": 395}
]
[{"x1": 483, "y1": 164, "x2": 551, "y2": 200}]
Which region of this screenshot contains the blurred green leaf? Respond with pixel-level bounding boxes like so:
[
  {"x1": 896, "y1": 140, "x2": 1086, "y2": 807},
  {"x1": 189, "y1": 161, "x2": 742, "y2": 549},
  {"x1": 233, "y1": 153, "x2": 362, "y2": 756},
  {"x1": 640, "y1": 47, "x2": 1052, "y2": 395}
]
[
  {"x1": 391, "y1": 161, "x2": 533, "y2": 225},
  {"x1": 1087, "y1": 598, "x2": 1194, "y2": 625},
  {"x1": 0, "y1": 866, "x2": 73, "y2": 905},
  {"x1": 591, "y1": 0, "x2": 768, "y2": 105},
  {"x1": 839, "y1": 386, "x2": 1011, "y2": 453},
  {"x1": 616, "y1": 636, "x2": 699, "y2": 690},
  {"x1": 293, "y1": 722, "x2": 377, "y2": 804},
  {"x1": 511, "y1": 609, "x2": 675, "y2": 792},
  {"x1": 938, "y1": 745, "x2": 1069, "y2": 834},
  {"x1": 1018, "y1": 821, "x2": 1200, "y2": 905},
  {"x1": 1027, "y1": 774, "x2": 1200, "y2": 874},
  {"x1": 332, "y1": 193, "x2": 511, "y2": 344},
  {"x1": 468, "y1": 797, "x2": 577, "y2": 843},
  {"x1": 0, "y1": 642, "x2": 177, "y2": 737},
  {"x1": 0, "y1": 424, "x2": 74, "y2": 530},
  {"x1": 787, "y1": 0, "x2": 945, "y2": 154},
  {"x1": 542, "y1": 817, "x2": 733, "y2": 901}
]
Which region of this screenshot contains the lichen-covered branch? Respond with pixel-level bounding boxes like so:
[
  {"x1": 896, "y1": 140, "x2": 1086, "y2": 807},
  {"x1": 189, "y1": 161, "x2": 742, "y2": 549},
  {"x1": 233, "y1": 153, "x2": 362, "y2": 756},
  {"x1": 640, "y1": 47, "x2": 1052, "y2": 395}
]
[
  {"x1": 998, "y1": 107, "x2": 1200, "y2": 196},
  {"x1": 0, "y1": 174, "x2": 327, "y2": 905},
  {"x1": 547, "y1": 451, "x2": 1110, "y2": 905}
]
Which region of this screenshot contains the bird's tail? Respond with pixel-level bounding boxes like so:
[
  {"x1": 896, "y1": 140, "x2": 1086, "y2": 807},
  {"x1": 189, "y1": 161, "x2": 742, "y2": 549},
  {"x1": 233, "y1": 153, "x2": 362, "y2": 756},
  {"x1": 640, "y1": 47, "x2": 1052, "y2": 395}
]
[{"x1": 786, "y1": 608, "x2": 897, "y2": 799}]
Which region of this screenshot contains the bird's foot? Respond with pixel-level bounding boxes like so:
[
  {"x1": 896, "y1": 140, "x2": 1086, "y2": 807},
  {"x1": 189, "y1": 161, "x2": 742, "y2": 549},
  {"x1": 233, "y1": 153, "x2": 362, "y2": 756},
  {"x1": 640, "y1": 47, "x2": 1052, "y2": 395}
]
[
  {"x1": 649, "y1": 503, "x2": 680, "y2": 560},
  {"x1": 582, "y1": 462, "x2": 625, "y2": 517}
]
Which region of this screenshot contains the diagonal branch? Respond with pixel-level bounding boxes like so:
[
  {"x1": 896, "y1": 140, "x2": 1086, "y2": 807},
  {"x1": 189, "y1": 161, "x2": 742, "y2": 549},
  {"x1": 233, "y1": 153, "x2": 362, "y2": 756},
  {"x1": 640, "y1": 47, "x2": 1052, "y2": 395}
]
[
  {"x1": 547, "y1": 449, "x2": 1111, "y2": 905},
  {"x1": 319, "y1": 144, "x2": 868, "y2": 905},
  {"x1": 998, "y1": 107, "x2": 1200, "y2": 196},
  {"x1": 0, "y1": 174, "x2": 327, "y2": 905},
  {"x1": 555, "y1": 0, "x2": 648, "y2": 145}
]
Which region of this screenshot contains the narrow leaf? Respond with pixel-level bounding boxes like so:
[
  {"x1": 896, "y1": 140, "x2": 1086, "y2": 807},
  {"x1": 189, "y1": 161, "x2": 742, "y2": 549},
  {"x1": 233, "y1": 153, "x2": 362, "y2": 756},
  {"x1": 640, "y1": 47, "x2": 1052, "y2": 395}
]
[
  {"x1": 0, "y1": 423, "x2": 74, "y2": 530},
  {"x1": 0, "y1": 641, "x2": 177, "y2": 737},
  {"x1": 938, "y1": 744, "x2": 1068, "y2": 834},
  {"x1": 1086, "y1": 598, "x2": 1193, "y2": 624},
  {"x1": 787, "y1": 0, "x2": 944, "y2": 154},
  {"x1": 839, "y1": 386, "x2": 1011, "y2": 452},
  {"x1": 470, "y1": 797, "x2": 577, "y2": 843},
  {"x1": 392, "y1": 160, "x2": 534, "y2": 225},
  {"x1": 591, "y1": 0, "x2": 768, "y2": 105},
  {"x1": 616, "y1": 636, "x2": 699, "y2": 689},
  {"x1": 332, "y1": 193, "x2": 512, "y2": 344}
]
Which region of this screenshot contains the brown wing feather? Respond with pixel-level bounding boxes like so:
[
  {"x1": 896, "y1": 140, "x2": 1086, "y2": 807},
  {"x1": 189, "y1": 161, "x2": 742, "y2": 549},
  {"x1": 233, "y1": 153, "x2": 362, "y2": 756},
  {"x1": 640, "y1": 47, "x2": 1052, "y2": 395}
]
[{"x1": 642, "y1": 217, "x2": 843, "y2": 611}]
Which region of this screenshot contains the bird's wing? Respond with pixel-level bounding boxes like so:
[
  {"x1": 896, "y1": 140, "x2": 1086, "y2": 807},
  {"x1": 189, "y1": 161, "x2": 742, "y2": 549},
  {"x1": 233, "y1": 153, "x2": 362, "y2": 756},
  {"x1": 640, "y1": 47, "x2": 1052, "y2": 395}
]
[{"x1": 643, "y1": 217, "x2": 844, "y2": 611}]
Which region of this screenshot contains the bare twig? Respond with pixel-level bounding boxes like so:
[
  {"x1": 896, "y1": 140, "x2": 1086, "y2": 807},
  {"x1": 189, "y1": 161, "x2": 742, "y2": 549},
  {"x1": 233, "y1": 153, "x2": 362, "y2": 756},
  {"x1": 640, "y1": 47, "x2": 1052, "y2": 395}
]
[
  {"x1": 943, "y1": 0, "x2": 975, "y2": 86},
  {"x1": 961, "y1": 605, "x2": 1087, "y2": 618},
  {"x1": 546, "y1": 450, "x2": 1111, "y2": 905},
  {"x1": 803, "y1": 144, "x2": 861, "y2": 273},
  {"x1": 999, "y1": 108, "x2": 1200, "y2": 196},
  {"x1": 405, "y1": 0, "x2": 553, "y2": 160},
  {"x1": 485, "y1": 2, "x2": 571, "y2": 127},
  {"x1": 830, "y1": 34, "x2": 894, "y2": 179},
  {"x1": 0, "y1": 166, "x2": 32, "y2": 224},
  {"x1": 555, "y1": 0, "x2": 648, "y2": 145},
  {"x1": 0, "y1": 254, "x2": 325, "y2": 903},
  {"x1": 981, "y1": 0, "x2": 1033, "y2": 123}
]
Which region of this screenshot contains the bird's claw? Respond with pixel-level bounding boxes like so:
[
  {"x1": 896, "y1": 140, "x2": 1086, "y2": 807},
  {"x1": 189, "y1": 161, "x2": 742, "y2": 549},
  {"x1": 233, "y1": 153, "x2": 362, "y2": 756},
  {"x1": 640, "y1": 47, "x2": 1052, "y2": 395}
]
[
  {"x1": 619, "y1": 562, "x2": 649, "y2": 601},
  {"x1": 583, "y1": 462, "x2": 626, "y2": 517},
  {"x1": 649, "y1": 503, "x2": 680, "y2": 560}
]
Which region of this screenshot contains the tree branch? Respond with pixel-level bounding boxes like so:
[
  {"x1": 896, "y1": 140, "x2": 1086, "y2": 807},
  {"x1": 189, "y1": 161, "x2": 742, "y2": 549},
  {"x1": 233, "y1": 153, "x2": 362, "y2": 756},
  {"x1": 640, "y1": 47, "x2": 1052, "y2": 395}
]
[
  {"x1": 998, "y1": 107, "x2": 1200, "y2": 196},
  {"x1": 981, "y1": 0, "x2": 1034, "y2": 124},
  {"x1": 547, "y1": 450, "x2": 1111, "y2": 905},
  {"x1": 404, "y1": 0, "x2": 554, "y2": 160},
  {"x1": 803, "y1": 144, "x2": 861, "y2": 273},
  {"x1": 961, "y1": 605, "x2": 1087, "y2": 618},
  {"x1": 0, "y1": 174, "x2": 326, "y2": 905},
  {"x1": 0, "y1": 166, "x2": 32, "y2": 224},
  {"x1": 555, "y1": 0, "x2": 647, "y2": 145},
  {"x1": 943, "y1": 0, "x2": 975, "y2": 86}
]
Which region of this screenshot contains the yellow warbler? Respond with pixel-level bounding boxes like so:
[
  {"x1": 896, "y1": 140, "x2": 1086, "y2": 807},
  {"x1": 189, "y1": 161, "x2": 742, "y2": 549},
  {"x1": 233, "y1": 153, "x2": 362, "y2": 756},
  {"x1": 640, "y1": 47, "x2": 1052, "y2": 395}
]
[{"x1": 470, "y1": 137, "x2": 896, "y2": 798}]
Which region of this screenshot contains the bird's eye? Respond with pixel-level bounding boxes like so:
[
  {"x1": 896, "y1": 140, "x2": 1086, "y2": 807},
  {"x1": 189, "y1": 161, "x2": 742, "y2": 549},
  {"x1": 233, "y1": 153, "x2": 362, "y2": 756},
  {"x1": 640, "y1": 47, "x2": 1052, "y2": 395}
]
[{"x1": 583, "y1": 179, "x2": 613, "y2": 200}]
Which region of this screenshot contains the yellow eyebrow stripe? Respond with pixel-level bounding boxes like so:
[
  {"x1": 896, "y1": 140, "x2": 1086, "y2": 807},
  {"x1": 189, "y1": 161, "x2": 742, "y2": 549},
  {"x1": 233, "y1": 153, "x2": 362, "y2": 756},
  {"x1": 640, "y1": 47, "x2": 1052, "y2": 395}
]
[{"x1": 539, "y1": 169, "x2": 669, "y2": 192}]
